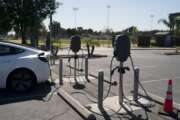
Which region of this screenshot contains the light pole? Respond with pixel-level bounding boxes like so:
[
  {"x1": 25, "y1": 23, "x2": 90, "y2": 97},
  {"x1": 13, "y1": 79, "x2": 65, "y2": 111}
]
[
  {"x1": 106, "y1": 5, "x2": 111, "y2": 47},
  {"x1": 106, "y1": 5, "x2": 111, "y2": 31},
  {"x1": 49, "y1": 12, "x2": 53, "y2": 51},
  {"x1": 73, "y1": 7, "x2": 79, "y2": 29},
  {"x1": 150, "y1": 14, "x2": 154, "y2": 31},
  {"x1": 58, "y1": 2, "x2": 63, "y2": 48}
]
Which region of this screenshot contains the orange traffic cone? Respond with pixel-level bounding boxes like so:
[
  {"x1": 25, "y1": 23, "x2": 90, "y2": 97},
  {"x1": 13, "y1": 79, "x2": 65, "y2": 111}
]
[{"x1": 163, "y1": 79, "x2": 173, "y2": 113}]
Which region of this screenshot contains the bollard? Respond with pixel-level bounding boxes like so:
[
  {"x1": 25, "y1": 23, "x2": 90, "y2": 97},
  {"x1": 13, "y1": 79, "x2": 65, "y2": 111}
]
[
  {"x1": 59, "y1": 58, "x2": 63, "y2": 85},
  {"x1": 85, "y1": 56, "x2": 90, "y2": 82},
  {"x1": 133, "y1": 66, "x2": 139, "y2": 101},
  {"x1": 98, "y1": 71, "x2": 104, "y2": 111}
]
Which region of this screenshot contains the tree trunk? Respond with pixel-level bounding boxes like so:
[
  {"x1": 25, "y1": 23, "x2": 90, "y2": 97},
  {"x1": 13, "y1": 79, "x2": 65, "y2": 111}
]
[
  {"x1": 21, "y1": 29, "x2": 26, "y2": 44},
  {"x1": 30, "y1": 26, "x2": 38, "y2": 48},
  {"x1": 20, "y1": 23, "x2": 26, "y2": 44}
]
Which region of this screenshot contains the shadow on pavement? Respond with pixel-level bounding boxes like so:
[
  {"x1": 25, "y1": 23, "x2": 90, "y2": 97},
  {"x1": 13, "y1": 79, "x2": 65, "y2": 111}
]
[
  {"x1": 57, "y1": 54, "x2": 107, "y2": 59},
  {"x1": 0, "y1": 81, "x2": 52, "y2": 105}
]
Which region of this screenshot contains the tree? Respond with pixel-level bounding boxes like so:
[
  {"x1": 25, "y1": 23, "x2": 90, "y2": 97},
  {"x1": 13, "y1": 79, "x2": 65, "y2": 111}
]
[
  {"x1": 66, "y1": 28, "x2": 78, "y2": 37},
  {"x1": 0, "y1": 0, "x2": 12, "y2": 35},
  {"x1": 158, "y1": 14, "x2": 180, "y2": 35},
  {"x1": 38, "y1": 23, "x2": 48, "y2": 38},
  {"x1": 123, "y1": 26, "x2": 138, "y2": 44},
  {"x1": 0, "y1": 0, "x2": 59, "y2": 45},
  {"x1": 49, "y1": 21, "x2": 61, "y2": 39},
  {"x1": 123, "y1": 26, "x2": 138, "y2": 34}
]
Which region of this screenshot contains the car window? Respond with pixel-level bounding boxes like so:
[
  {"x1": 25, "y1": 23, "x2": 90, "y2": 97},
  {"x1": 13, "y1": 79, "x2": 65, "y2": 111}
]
[{"x1": 0, "y1": 45, "x2": 24, "y2": 56}]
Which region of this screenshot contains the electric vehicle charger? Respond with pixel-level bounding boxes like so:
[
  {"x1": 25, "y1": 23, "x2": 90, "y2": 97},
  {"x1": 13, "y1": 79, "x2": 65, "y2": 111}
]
[
  {"x1": 63, "y1": 34, "x2": 155, "y2": 119},
  {"x1": 67, "y1": 35, "x2": 87, "y2": 90},
  {"x1": 85, "y1": 34, "x2": 155, "y2": 118}
]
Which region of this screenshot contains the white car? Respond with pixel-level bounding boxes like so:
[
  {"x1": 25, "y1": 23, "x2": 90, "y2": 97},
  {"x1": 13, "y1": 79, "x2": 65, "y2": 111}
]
[{"x1": 0, "y1": 41, "x2": 50, "y2": 92}]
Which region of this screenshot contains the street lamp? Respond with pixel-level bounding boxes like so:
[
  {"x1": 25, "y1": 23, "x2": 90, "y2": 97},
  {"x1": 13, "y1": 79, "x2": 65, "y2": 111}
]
[
  {"x1": 73, "y1": 7, "x2": 79, "y2": 29},
  {"x1": 58, "y1": 2, "x2": 63, "y2": 48},
  {"x1": 106, "y1": 5, "x2": 111, "y2": 47},
  {"x1": 150, "y1": 14, "x2": 154, "y2": 31},
  {"x1": 106, "y1": 5, "x2": 111, "y2": 31}
]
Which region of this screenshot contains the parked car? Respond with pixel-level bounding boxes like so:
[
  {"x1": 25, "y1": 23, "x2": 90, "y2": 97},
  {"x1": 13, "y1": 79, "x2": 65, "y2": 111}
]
[{"x1": 0, "y1": 41, "x2": 50, "y2": 92}]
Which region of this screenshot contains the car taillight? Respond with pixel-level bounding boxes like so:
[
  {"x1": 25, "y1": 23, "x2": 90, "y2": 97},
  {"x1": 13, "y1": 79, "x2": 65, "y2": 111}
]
[{"x1": 38, "y1": 53, "x2": 48, "y2": 62}]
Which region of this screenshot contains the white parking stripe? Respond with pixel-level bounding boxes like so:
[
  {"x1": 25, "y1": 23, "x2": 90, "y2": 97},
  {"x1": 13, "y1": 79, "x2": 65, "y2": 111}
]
[
  {"x1": 141, "y1": 76, "x2": 180, "y2": 84},
  {"x1": 141, "y1": 65, "x2": 157, "y2": 68},
  {"x1": 142, "y1": 79, "x2": 167, "y2": 83}
]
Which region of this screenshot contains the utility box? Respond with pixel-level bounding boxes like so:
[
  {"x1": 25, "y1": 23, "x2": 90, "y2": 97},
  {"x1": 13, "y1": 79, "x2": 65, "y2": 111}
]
[{"x1": 155, "y1": 32, "x2": 174, "y2": 47}]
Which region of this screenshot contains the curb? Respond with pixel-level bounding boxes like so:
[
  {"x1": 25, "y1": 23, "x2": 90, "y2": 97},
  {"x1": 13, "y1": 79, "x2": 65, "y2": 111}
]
[
  {"x1": 131, "y1": 48, "x2": 176, "y2": 50},
  {"x1": 57, "y1": 88, "x2": 96, "y2": 120}
]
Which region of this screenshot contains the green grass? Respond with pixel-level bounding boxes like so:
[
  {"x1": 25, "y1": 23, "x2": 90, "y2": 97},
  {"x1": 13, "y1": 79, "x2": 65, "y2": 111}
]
[
  {"x1": 5, "y1": 38, "x2": 139, "y2": 48},
  {"x1": 4, "y1": 38, "x2": 113, "y2": 48}
]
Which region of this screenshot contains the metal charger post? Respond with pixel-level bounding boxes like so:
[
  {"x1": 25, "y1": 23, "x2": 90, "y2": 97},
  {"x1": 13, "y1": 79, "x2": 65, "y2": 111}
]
[
  {"x1": 74, "y1": 53, "x2": 78, "y2": 84},
  {"x1": 59, "y1": 58, "x2": 63, "y2": 85},
  {"x1": 119, "y1": 62, "x2": 124, "y2": 105},
  {"x1": 133, "y1": 66, "x2": 139, "y2": 101},
  {"x1": 98, "y1": 71, "x2": 111, "y2": 120},
  {"x1": 98, "y1": 71, "x2": 104, "y2": 111},
  {"x1": 85, "y1": 56, "x2": 90, "y2": 82}
]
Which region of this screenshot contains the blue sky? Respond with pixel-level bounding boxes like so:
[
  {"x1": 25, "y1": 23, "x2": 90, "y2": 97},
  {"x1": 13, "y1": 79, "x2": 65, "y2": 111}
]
[{"x1": 44, "y1": 0, "x2": 180, "y2": 31}]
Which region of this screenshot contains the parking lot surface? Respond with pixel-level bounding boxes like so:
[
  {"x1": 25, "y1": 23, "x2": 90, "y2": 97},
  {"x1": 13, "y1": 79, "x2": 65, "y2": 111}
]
[
  {"x1": 54, "y1": 48, "x2": 180, "y2": 104},
  {"x1": 1, "y1": 47, "x2": 179, "y2": 120},
  {"x1": 0, "y1": 82, "x2": 83, "y2": 120},
  {"x1": 84, "y1": 48, "x2": 180, "y2": 104}
]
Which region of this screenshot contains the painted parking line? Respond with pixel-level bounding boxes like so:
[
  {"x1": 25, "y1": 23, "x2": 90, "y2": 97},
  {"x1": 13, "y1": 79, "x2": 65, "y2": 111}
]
[
  {"x1": 141, "y1": 76, "x2": 180, "y2": 84},
  {"x1": 141, "y1": 65, "x2": 157, "y2": 69}
]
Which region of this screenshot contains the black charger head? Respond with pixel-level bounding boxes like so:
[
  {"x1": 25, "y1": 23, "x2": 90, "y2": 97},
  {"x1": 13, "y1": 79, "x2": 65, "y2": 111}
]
[
  {"x1": 113, "y1": 34, "x2": 130, "y2": 62},
  {"x1": 70, "y1": 35, "x2": 81, "y2": 53}
]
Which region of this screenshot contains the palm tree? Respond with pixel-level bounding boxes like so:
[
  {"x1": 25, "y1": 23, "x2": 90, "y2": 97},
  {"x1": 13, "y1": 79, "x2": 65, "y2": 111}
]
[
  {"x1": 158, "y1": 14, "x2": 180, "y2": 35},
  {"x1": 159, "y1": 13, "x2": 180, "y2": 49},
  {"x1": 158, "y1": 16, "x2": 176, "y2": 34}
]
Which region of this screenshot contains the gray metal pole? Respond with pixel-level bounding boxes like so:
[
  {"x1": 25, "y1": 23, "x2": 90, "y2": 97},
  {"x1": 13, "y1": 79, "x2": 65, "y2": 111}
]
[
  {"x1": 98, "y1": 71, "x2": 104, "y2": 111},
  {"x1": 133, "y1": 66, "x2": 139, "y2": 101},
  {"x1": 50, "y1": 12, "x2": 52, "y2": 52},
  {"x1": 74, "y1": 54, "x2": 78, "y2": 84},
  {"x1": 85, "y1": 56, "x2": 90, "y2": 82},
  {"x1": 119, "y1": 62, "x2": 123, "y2": 105},
  {"x1": 59, "y1": 58, "x2": 63, "y2": 85}
]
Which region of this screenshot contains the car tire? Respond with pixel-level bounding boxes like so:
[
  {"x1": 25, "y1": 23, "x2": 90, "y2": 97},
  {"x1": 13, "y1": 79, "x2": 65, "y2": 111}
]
[{"x1": 7, "y1": 69, "x2": 36, "y2": 93}]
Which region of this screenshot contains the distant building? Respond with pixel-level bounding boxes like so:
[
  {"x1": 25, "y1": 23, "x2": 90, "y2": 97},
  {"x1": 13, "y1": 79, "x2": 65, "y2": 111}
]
[{"x1": 154, "y1": 32, "x2": 174, "y2": 47}]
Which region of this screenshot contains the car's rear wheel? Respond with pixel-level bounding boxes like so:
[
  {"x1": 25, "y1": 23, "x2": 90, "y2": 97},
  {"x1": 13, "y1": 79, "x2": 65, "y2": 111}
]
[{"x1": 7, "y1": 69, "x2": 36, "y2": 93}]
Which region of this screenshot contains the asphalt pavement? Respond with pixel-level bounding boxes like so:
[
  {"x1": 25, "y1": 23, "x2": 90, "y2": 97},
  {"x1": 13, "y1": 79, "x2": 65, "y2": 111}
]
[
  {"x1": 87, "y1": 48, "x2": 180, "y2": 104},
  {"x1": 0, "y1": 82, "x2": 83, "y2": 120},
  {"x1": 1, "y1": 47, "x2": 179, "y2": 120},
  {"x1": 53, "y1": 47, "x2": 180, "y2": 104}
]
